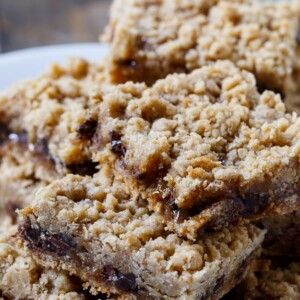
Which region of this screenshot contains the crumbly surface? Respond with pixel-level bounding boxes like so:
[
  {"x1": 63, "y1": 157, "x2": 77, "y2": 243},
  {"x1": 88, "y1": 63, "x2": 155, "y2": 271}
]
[
  {"x1": 93, "y1": 60, "x2": 300, "y2": 239},
  {"x1": 104, "y1": 0, "x2": 299, "y2": 94},
  {"x1": 0, "y1": 143, "x2": 56, "y2": 224},
  {"x1": 226, "y1": 259, "x2": 300, "y2": 300},
  {"x1": 0, "y1": 57, "x2": 106, "y2": 174},
  {"x1": 0, "y1": 58, "x2": 111, "y2": 299},
  {"x1": 0, "y1": 58, "x2": 107, "y2": 223},
  {"x1": 0, "y1": 226, "x2": 87, "y2": 300},
  {"x1": 3, "y1": 59, "x2": 300, "y2": 241},
  {"x1": 261, "y1": 210, "x2": 300, "y2": 257},
  {"x1": 20, "y1": 164, "x2": 264, "y2": 300}
]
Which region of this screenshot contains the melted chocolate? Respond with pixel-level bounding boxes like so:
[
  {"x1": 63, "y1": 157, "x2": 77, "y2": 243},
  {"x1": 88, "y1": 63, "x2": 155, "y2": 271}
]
[
  {"x1": 6, "y1": 130, "x2": 54, "y2": 163},
  {"x1": 120, "y1": 59, "x2": 138, "y2": 69},
  {"x1": 20, "y1": 222, "x2": 76, "y2": 256},
  {"x1": 212, "y1": 275, "x2": 225, "y2": 295},
  {"x1": 110, "y1": 131, "x2": 126, "y2": 156},
  {"x1": 103, "y1": 265, "x2": 138, "y2": 293},
  {"x1": 67, "y1": 160, "x2": 98, "y2": 176},
  {"x1": 77, "y1": 119, "x2": 98, "y2": 140},
  {"x1": 0, "y1": 124, "x2": 10, "y2": 144}
]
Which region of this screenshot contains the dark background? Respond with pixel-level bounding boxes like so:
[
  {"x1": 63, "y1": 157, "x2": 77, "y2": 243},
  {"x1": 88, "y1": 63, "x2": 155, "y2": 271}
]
[{"x1": 0, "y1": 0, "x2": 111, "y2": 53}]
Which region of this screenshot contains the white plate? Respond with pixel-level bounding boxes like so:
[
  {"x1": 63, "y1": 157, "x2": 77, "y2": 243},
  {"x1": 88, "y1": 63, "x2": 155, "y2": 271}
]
[{"x1": 0, "y1": 43, "x2": 109, "y2": 91}]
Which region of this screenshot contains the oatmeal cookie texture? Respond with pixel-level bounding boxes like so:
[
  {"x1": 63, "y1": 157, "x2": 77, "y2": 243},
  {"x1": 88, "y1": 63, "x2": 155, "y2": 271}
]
[
  {"x1": 0, "y1": 58, "x2": 107, "y2": 224},
  {"x1": 19, "y1": 165, "x2": 265, "y2": 300},
  {"x1": 93, "y1": 60, "x2": 300, "y2": 240},
  {"x1": 0, "y1": 226, "x2": 87, "y2": 300},
  {"x1": 226, "y1": 259, "x2": 300, "y2": 299},
  {"x1": 104, "y1": 0, "x2": 299, "y2": 95}
]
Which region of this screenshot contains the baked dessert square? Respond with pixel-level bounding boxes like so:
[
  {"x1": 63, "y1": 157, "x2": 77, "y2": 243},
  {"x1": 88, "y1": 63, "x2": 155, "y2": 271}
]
[
  {"x1": 93, "y1": 60, "x2": 300, "y2": 239},
  {"x1": 0, "y1": 58, "x2": 106, "y2": 225},
  {"x1": 104, "y1": 0, "x2": 299, "y2": 96},
  {"x1": 19, "y1": 164, "x2": 265, "y2": 300}
]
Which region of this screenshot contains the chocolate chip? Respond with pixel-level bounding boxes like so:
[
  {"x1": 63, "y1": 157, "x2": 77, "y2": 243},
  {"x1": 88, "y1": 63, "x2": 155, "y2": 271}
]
[
  {"x1": 212, "y1": 275, "x2": 225, "y2": 295},
  {"x1": 42, "y1": 234, "x2": 76, "y2": 256},
  {"x1": 0, "y1": 124, "x2": 10, "y2": 144},
  {"x1": 103, "y1": 265, "x2": 138, "y2": 293},
  {"x1": 164, "y1": 192, "x2": 191, "y2": 224},
  {"x1": 115, "y1": 272, "x2": 137, "y2": 292},
  {"x1": 67, "y1": 160, "x2": 98, "y2": 176},
  {"x1": 121, "y1": 59, "x2": 138, "y2": 69},
  {"x1": 110, "y1": 131, "x2": 126, "y2": 156},
  {"x1": 19, "y1": 222, "x2": 76, "y2": 256},
  {"x1": 132, "y1": 168, "x2": 146, "y2": 180},
  {"x1": 239, "y1": 190, "x2": 270, "y2": 217},
  {"x1": 103, "y1": 265, "x2": 116, "y2": 280},
  {"x1": 165, "y1": 193, "x2": 180, "y2": 220},
  {"x1": 137, "y1": 37, "x2": 150, "y2": 51},
  {"x1": 19, "y1": 224, "x2": 40, "y2": 245},
  {"x1": 77, "y1": 119, "x2": 98, "y2": 140}
]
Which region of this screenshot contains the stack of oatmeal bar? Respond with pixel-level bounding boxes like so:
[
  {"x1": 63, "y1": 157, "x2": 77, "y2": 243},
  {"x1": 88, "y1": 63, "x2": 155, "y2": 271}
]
[{"x1": 1, "y1": 0, "x2": 300, "y2": 299}]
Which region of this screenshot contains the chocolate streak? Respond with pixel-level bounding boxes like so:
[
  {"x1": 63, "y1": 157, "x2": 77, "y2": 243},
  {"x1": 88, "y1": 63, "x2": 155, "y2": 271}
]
[
  {"x1": 102, "y1": 265, "x2": 138, "y2": 293},
  {"x1": 20, "y1": 222, "x2": 76, "y2": 256},
  {"x1": 0, "y1": 126, "x2": 98, "y2": 177},
  {"x1": 76, "y1": 118, "x2": 98, "y2": 140},
  {"x1": 110, "y1": 131, "x2": 127, "y2": 156},
  {"x1": 157, "y1": 169, "x2": 300, "y2": 236},
  {"x1": 67, "y1": 160, "x2": 98, "y2": 177},
  {"x1": 19, "y1": 222, "x2": 158, "y2": 299},
  {"x1": 0, "y1": 124, "x2": 10, "y2": 145}
]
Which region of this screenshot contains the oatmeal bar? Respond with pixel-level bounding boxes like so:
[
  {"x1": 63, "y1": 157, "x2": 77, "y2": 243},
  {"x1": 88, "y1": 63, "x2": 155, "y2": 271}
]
[
  {"x1": 104, "y1": 0, "x2": 299, "y2": 95},
  {"x1": 0, "y1": 225, "x2": 87, "y2": 300},
  {"x1": 225, "y1": 259, "x2": 300, "y2": 299},
  {"x1": 19, "y1": 165, "x2": 265, "y2": 300},
  {"x1": 0, "y1": 58, "x2": 106, "y2": 222},
  {"x1": 93, "y1": 60, "x2": 300, "y2": 240}
]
